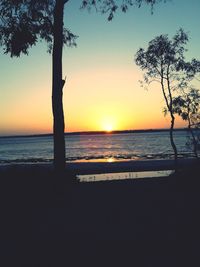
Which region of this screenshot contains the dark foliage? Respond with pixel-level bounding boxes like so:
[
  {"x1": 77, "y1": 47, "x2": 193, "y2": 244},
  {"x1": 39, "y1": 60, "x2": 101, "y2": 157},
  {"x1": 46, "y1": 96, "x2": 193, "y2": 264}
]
[
  {"x1": 172, "y1": 88, "x2": 200, "y2": 157},
  {"x1": 0, "y1": 0, "x2": 77, "y2": 57},
  {"x1": 81, "y1": 0, "x2": 168, "y2": 21}
]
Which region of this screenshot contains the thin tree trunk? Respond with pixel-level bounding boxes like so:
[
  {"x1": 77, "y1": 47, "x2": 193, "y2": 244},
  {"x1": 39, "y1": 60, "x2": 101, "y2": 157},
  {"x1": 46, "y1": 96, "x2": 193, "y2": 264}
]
[
  {"x1": 166, "y1": 68, "x2": 178, "y2": 166},
  {"x1": 52, "y1": 0, "x2": 66, "y2": 173},
  {"x1": 169, "y1": 113, "x2": 178, "y2": 162},
  {"x1": 160, "y1": 75, "x2": 178, "y2": 163}
]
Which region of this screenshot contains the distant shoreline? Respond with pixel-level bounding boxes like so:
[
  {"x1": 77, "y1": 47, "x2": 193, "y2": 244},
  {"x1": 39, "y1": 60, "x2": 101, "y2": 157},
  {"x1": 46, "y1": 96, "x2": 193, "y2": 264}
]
[{"x1": 0, "y1": 128, "x2": 190, "y2": 139}]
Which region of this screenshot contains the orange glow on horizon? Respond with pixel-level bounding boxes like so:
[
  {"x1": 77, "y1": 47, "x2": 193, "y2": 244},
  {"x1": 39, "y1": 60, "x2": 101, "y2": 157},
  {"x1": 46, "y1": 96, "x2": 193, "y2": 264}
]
[{"x1": 0, "y1": 66, "x2": 189, "y2": 135}]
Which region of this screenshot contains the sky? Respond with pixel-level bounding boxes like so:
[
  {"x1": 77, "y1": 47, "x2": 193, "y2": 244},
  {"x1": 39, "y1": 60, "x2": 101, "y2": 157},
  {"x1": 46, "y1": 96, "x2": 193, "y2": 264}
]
[{"x1": 0, "y1": 0, "x2": 200, "y2": 135}]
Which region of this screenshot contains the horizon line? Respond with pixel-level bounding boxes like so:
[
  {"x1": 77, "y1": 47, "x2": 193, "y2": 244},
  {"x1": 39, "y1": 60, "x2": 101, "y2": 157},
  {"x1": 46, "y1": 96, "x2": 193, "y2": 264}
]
[{"x1": 0, "y1": 127, "x2": 189, "y2": 138}]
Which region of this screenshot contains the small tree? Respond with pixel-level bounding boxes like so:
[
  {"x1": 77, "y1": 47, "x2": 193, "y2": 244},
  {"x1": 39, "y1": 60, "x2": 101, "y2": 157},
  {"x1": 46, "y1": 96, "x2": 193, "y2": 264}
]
[
  {"x1": 0, "y1": 0, "x2": 167, "y2": 174},
  {"x1": 173, "y1": 88, "x2": 200, "y2": 158},
  {"x1": 135, "y1": 29, "x2": 199, "y2": 164}
]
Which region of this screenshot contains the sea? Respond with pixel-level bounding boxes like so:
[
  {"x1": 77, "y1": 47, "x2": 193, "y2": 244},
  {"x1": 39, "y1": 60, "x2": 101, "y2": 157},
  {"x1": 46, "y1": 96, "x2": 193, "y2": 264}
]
[{"x1": 0, "y1": 130, "x2": 196, "y2": 164}]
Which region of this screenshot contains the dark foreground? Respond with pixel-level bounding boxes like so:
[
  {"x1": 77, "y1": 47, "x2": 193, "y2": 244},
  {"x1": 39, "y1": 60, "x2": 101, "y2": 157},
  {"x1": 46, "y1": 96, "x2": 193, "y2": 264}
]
[{"x1": 1, "y1": 163, "x2": 200, "y2": 266}]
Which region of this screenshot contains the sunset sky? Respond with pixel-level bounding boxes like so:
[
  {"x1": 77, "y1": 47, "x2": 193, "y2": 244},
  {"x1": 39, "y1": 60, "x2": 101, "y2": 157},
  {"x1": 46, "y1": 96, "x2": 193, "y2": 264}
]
[{"x1": 0, "y1": 0, "x2": 200, "y2": 135}]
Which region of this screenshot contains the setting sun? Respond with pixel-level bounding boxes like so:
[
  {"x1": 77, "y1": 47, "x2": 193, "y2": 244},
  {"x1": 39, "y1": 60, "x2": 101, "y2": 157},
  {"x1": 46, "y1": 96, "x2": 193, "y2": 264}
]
[
  {"x1": 104, "y1": 124, "x2": 113, "y2": 132},
  {"x1": 101, "y1": 117, "x2": 116, "y2": 132}
]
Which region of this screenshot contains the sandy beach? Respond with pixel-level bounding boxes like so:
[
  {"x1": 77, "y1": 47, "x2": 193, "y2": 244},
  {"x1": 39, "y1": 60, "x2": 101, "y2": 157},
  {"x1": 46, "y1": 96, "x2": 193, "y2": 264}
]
[{"x1": 0, "y1": 159, "x2": 199, "y2": 266}]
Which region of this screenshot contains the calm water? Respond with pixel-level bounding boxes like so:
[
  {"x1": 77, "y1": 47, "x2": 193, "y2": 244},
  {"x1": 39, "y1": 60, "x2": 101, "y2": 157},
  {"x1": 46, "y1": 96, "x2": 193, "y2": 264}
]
[{"x1": 0, "y1": 131, "x2": 196, "y2": 164}]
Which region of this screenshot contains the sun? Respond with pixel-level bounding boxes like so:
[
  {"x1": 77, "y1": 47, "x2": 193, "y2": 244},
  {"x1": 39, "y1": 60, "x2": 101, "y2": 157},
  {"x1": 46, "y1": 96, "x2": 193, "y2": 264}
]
[
  {"x1": 104, "y1": 124, "x2": 113, "y2": 132},
  {"x1": 103, "y1": 123, "x2": 113, "y2": 133},
  {"x1": 101, "y1": 116, "x2": 116, "y2": 132}
]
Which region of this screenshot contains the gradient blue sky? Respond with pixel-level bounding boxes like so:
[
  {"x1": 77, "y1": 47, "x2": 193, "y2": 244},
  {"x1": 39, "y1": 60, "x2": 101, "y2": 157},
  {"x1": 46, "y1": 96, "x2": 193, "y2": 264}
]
[{"x1": 0, "y1": 0, "x2": 200, "y2": 135}]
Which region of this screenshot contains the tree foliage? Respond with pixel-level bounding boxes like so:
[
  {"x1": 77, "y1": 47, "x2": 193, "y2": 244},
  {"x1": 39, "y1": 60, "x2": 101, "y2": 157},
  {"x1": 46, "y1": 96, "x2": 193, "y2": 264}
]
[
  {"x1": 0, "y1": 0, "x2": 77, "y2": 57},
  {"x1": 172, "y1": 88, "x2": 200, "y2": 121},
  {"x1": 172, "y1": 87, "x2": 200, "y2": 157},
  {"x1": 81, "y1": 0, "x2": 167, "y2": 21},
  {"x1": 0, "y1": 0, "x2": 167, "y2": 56}
]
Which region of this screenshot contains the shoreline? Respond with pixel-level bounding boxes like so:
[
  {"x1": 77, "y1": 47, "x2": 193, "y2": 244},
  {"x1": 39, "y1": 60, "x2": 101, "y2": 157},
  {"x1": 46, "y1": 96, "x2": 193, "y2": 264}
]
[
  {"x1": 0, "y1": 158, "x2": 198, "y2": 177},
  {"x1": 0, "y1": 152, "x2": 196, "y2": 165}
]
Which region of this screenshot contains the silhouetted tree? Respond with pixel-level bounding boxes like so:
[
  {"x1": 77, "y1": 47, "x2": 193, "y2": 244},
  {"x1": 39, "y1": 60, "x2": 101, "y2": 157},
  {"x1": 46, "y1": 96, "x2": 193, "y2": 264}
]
[
  {"x1": 135, "y1": 29, "x2": 200, "y2": 164},
  {"x1": 173, "y1": 88, "x2": 200, "y2": 158},
  {"x1": 0, "y1": 0, "x2": 77, "y2": 175},
  {"x1": 0, "y1": 0, "x2": 167, "y2": 174}
]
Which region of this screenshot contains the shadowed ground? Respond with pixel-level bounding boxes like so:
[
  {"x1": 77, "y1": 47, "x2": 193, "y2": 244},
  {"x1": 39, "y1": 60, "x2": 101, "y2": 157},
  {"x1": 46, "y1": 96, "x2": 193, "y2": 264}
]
[{"x1": 0, "y1": 162, "x2": 199, "y2": 266}]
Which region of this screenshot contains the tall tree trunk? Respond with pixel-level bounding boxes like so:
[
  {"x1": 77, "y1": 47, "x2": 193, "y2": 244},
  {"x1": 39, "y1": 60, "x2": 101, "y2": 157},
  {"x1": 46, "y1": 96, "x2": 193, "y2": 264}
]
[{"x1": 52, "y1": 0, "x2": 66, "y2": 173}]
